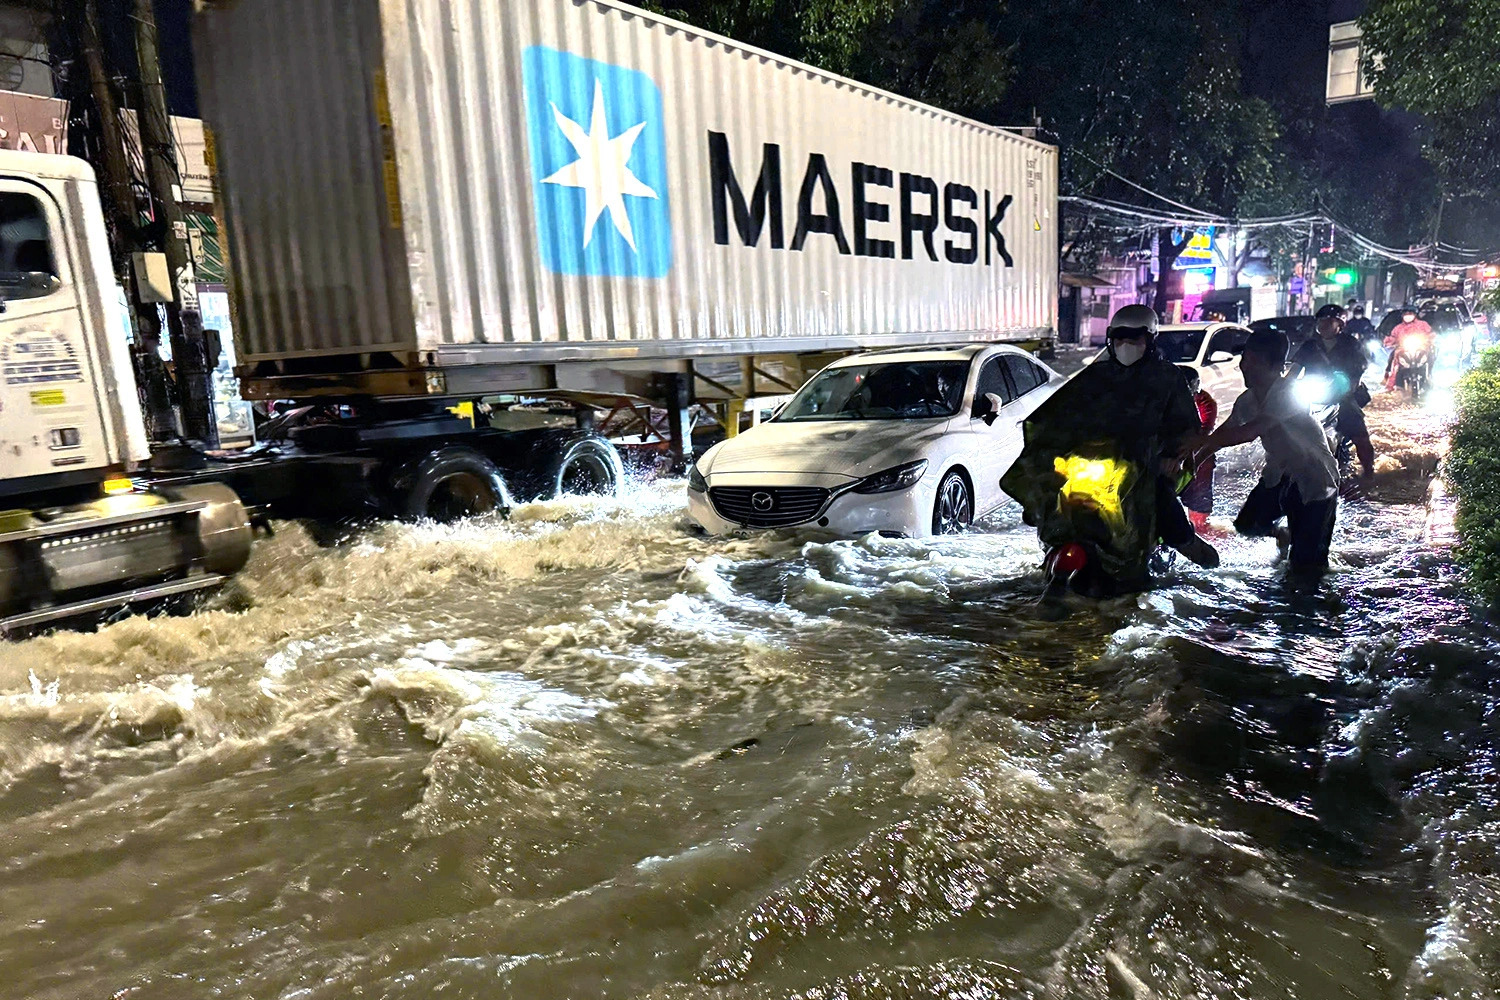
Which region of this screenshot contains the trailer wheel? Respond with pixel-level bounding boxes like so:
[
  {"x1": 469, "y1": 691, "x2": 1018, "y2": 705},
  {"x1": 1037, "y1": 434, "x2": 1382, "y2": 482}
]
[
  {"x1": 538, "y1": 435, "x2": 625, "y2": 499},
  {"x1": 394, "y1": 447, "x2": 513, "y2": 523}
]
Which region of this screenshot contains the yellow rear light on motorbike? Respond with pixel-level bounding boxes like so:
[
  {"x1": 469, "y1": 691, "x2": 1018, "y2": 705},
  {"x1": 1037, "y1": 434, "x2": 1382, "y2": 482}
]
[{"x1": 1053, "y1": 455, "x2": 1130, "y2": 529}]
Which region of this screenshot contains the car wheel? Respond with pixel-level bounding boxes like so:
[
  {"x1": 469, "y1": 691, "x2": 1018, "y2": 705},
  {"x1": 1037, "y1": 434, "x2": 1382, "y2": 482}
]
[{"x1": 932, "y1": 470, "x2": 973, "y2": 535}]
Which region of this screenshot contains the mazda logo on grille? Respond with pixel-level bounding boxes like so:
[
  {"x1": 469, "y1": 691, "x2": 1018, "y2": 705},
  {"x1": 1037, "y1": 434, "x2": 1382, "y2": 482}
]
[{"x1": 750, "y1": 491, "x2": 775, "y2": 512}]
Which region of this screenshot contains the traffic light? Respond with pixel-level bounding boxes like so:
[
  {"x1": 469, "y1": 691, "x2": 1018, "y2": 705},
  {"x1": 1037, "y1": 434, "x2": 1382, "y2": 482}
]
[{"x1": 1333, "y1": 269, "x2": 1355, "y2": 286}]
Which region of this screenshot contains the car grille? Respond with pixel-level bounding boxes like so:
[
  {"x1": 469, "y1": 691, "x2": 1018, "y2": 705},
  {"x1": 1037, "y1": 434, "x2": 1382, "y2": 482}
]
[{"x1": 708, "y1": 486, "x2": 831, "y2": 527}]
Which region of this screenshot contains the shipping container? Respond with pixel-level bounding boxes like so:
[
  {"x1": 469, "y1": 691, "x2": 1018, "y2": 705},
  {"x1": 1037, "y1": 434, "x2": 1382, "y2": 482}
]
[{"x1": 195, "y1": 0, "x2": 1058, "y2": 388}]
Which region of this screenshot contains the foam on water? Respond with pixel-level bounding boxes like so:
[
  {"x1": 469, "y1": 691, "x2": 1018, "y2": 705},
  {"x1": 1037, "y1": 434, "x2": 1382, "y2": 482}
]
[{"x1": 1, "y1": 480, "x2": 707, "y2": 678}]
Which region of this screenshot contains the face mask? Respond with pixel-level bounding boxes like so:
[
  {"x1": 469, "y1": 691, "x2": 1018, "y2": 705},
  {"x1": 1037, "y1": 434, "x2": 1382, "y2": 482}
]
[{"x1": 1113, "y1": 341, "x2": 1147, "y2": 367}]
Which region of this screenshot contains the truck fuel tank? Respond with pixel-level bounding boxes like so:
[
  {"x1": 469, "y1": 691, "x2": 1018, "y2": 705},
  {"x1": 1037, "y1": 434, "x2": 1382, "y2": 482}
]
[{"x1": 0, "y1": 482, "x2": 252, "y2": 635}]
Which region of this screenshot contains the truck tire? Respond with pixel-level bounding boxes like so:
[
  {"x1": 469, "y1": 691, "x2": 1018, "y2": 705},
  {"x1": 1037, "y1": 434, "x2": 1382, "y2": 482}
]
[
  {"x1": 392, "y1": 447, "x2": 514, "y2": 523},
  {"x1": 530, "y1": 434, "x2": 625, "y2": 500}
]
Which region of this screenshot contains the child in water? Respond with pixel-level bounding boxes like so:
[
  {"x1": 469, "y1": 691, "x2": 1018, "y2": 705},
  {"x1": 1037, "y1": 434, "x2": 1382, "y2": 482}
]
[{"x1": 1180, "y1": 368, "x2": 1216, "y2": 531}]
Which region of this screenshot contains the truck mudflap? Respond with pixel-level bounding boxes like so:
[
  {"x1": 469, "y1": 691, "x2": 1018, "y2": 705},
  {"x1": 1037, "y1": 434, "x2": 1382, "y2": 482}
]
[{"x1": 0, "y1": 483, "x2": 252, "y2": 635}]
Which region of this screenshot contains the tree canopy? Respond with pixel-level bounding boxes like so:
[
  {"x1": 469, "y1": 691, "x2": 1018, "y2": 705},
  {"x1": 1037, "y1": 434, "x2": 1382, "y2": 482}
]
[
  {"x1": 644, "y1": 0, "x2": 1011, "y2": 120},
  {"x1": 995, "y1": 0, "x2": 1281, "y2": 218},
  {"x1": 1362, "y1": 0, "x2": 1500, "y2": 200}
]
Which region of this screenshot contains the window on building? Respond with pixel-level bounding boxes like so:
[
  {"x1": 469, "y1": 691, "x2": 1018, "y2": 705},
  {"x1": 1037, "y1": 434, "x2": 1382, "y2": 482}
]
[{"x1": 1327, "y1": 22, "x2": 1375, "y2": 104}]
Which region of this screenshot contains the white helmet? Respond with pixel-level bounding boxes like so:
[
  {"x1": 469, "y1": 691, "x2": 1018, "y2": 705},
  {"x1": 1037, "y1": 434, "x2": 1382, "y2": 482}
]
[{"x1": 1107, "y1": 304, "x2": 1159, "y2": 339}]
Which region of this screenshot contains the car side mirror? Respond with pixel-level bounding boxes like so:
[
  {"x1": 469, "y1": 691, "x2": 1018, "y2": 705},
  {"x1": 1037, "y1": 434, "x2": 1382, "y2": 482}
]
[
  {"x1": 1207, "y1": 351, "x2": 1235, "y2": 365},
  {"x1": 980, "y1": 392, "x2": 1004, "y2": 425}
]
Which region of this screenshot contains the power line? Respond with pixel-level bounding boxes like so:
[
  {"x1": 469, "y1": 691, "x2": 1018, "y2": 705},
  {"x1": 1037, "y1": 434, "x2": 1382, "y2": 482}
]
[{"x1": 1062, "y1": 194, "x2": 1497, "y2": 272}]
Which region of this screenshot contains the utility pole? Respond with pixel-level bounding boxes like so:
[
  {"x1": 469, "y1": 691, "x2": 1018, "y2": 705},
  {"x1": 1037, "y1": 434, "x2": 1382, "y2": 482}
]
[
  {"x1": 77, "y1": 0, "x2": 178, "y2": 440},
  {"x1": 77, "y1": 0, "x2": 135, "y2": 262},
  {"x1": 132, "y1": 0, "x2": 218, "y2": 448}
]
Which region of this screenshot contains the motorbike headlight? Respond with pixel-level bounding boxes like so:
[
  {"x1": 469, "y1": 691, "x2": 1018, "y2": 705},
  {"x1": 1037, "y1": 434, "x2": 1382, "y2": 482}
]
[
  {"x1": 853, "y1": 459, "x2": 928, "y2": 494},
  {"x1": 687, "y1": 461, "x2": 708, "y2": 492},
  {"x1": 1053, "y1": 455, "x2": 1131, "y2": 530},
  {"x1": 1293, "y1": 375, "x2": 1334, "y2": 407}
]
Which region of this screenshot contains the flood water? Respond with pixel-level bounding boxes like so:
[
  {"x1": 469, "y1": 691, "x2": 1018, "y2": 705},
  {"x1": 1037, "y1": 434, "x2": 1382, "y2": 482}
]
[{"x1": 2, "y1": 396, "x2": 1494, "y2": 1000}]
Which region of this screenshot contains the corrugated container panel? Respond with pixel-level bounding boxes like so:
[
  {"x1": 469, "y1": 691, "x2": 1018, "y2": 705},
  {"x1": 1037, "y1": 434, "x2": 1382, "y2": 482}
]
[
  {"x1": 196, "y1": 0, "x2": 414, "y2": 362},
  {"x1": 197, "y1": 0, "x2": 1057, "y2": 368}
]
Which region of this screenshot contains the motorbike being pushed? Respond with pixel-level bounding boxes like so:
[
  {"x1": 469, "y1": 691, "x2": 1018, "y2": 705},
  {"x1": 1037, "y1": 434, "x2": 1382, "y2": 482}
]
[
  {"x1": 1035, "y1": 447, "x2": 1175, "y2": 600},
  {"x1": 1293, "y1": 372, "x2": 1357, "y2": 478}
]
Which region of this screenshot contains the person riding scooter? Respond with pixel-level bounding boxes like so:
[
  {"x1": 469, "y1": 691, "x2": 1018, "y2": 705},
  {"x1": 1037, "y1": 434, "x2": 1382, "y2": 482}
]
[
  {"x1": 1000, "y1": 304, "x2": 1218, "y2": 592},
  {"x1": 1289, "y1": 304, "x2": 1375, "y2": 478},
  {"x1": 1345, "y1": 304, "x2": 1379, "y2": 361},
  {"x1": 1385, "y1": 307, "x2": 1433, "y2": 396}
]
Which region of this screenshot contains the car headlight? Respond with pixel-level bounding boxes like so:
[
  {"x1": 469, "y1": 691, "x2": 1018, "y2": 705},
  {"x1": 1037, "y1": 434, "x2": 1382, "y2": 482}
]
[
  {"x1": 852, "y1": 459, "x2": 928, "y2": 494},
  {"x1": 687, "y1": 461, "x2": 708, "y2": 492}
]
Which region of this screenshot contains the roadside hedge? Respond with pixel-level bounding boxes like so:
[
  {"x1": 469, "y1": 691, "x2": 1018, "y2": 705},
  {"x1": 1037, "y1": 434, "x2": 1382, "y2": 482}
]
[{"x1": 1448, "y1": 348, "x2": 1500, "y2": 605}]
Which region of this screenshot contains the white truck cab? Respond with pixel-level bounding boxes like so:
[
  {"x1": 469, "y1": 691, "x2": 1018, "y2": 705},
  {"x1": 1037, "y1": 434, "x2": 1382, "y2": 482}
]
[
  {"x1": 0, "y1": 151, "x2": 148, "y2": 494},
  {"x1": 0, "y1": 152, "x2": 250, "y2": 635}
]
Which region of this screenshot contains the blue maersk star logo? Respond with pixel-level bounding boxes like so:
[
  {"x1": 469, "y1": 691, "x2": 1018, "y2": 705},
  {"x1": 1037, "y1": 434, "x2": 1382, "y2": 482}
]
[{"x1": 523, "y1": 47, "x2": 672, "y2": 278}]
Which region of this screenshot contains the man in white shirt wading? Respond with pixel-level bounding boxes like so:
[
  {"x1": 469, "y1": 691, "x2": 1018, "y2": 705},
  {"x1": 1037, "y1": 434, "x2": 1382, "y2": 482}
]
[{"x1": 1181, "y1": 328, "x2": 1340, "y2": 575}]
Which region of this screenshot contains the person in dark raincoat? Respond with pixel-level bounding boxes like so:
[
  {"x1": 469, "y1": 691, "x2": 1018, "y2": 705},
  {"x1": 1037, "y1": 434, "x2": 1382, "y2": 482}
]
[{"x1": 1001, "y1": 304, "x2": 1218, "y2": 587}]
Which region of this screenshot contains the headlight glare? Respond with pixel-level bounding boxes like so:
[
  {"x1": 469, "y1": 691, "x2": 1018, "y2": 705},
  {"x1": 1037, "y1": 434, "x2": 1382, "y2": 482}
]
[{"x1": 1293, "y1": 375, "x2": 1334, "y2": 407}]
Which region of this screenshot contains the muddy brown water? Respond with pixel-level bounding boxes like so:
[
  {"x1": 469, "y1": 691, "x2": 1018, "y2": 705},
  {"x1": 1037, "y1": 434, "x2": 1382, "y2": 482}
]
[{"x1": 1, "y1": 393, "x2": 1493, "y2": 1000}]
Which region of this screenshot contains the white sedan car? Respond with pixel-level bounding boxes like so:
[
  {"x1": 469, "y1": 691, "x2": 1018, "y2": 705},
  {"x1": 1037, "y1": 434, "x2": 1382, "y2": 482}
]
[
  {"x1": 1156, "y1": 322, "x2": 1252, "y2": 410},
  {"x1": 1087, "y1": 322, "x2": 1252, "y2": 409},
  {"x1": 687, "y1": 344, "x2": 1060, "y2": 537}
]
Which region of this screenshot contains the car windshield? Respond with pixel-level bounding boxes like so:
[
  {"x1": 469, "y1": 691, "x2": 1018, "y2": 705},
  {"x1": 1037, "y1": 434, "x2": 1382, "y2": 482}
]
[
  {"x1": 1423, "y1": 308, "x2": 1464, "y2": 332},
  {"x1": 777, "y1": 360, "x2": 969, "y2": 421},
  {"x1": 1154, "y1": 329, "x2": 1206, "y2": 363}
]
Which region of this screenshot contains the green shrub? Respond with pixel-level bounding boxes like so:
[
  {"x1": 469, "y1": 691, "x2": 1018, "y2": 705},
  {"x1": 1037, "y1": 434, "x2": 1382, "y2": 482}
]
[{"x1": 1449, "y1": 347, "x2": 1500, "y2": 605}]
